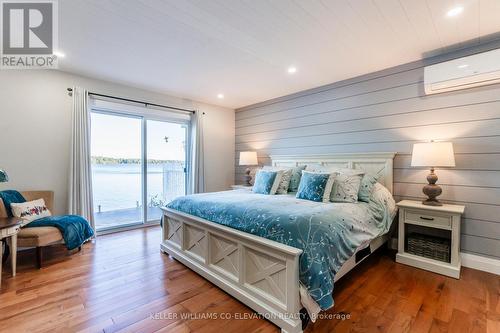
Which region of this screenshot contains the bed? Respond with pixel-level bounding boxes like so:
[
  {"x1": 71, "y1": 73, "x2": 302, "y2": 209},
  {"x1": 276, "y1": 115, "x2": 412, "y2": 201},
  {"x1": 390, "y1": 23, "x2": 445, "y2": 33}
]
[{"x1": 161, "y1": 153, "x2": 396, "y2": 333}]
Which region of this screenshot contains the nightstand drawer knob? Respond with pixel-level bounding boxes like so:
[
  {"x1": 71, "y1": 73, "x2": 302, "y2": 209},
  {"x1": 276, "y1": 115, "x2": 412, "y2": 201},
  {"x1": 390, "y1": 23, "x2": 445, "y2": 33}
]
[{"x1": 419, "y1": 216, "x2": 434, "y2": 221}]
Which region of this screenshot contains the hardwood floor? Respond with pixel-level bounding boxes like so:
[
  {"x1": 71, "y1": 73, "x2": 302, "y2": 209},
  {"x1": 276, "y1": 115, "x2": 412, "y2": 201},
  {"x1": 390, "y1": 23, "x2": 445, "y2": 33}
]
[{"x1": 0, "y1": 226, "x2": 498, "y2": 333}]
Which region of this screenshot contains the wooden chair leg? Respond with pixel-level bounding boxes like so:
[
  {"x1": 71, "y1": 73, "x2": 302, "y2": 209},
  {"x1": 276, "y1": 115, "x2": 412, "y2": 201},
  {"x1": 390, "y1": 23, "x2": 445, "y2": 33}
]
[{"x1": 36, "y1": 247, "x2": 42, "y2": 269}]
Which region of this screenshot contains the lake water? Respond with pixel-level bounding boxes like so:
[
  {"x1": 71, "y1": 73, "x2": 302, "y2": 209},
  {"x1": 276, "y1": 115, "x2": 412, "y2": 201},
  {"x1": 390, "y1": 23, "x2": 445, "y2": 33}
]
[{"x1": 92, "y1": 163, "x2": 185, "y2": 212}]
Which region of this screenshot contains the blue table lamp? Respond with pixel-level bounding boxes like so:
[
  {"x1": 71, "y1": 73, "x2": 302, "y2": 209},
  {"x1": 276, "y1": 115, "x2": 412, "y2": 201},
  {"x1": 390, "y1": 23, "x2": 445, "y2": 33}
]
[{"x1": 0, "y1": 169, "x2": 8, "y2": 183}]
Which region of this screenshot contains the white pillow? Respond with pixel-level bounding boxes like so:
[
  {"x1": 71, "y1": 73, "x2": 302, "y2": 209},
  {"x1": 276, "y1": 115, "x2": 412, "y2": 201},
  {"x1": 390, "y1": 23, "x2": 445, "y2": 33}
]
[
  {"x1": 330, "y1": 170, "x2": 365, "y2": 203},
  {"x1": 262, "y1": 166, "x2": 293, "y2": 194},
  {"x1": 11, "y1": 199, "x2": 52, "y2": 223},
  {"x1": 270, "y1": 170, "x2": 284, "y2": 195},
  {"x1": 322, "y1": 173, "x2": 337, "y2": 203}
]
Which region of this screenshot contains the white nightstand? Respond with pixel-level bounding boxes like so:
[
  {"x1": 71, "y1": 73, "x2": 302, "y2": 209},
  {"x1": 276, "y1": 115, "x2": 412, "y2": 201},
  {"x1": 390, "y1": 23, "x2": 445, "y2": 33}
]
[
  {"x1": 396, "y1": 200, "x2": 465, "y2": 279},
  {"x1": 230, "y1": 185, "x2": 252, "y2": 190}
]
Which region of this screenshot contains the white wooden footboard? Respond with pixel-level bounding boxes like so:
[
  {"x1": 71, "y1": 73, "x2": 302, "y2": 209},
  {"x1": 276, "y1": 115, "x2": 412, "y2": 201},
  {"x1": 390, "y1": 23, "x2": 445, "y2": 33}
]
[{"x1": 161, "y1": 208, "x2": 304, "y2": 333}]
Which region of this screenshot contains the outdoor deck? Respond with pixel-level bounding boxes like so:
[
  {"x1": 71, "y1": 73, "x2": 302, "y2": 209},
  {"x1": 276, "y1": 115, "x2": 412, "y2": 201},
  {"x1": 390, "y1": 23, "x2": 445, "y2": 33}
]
[
  {"x1": 95, "y1": 206, "x2": 163, "y2": 230},
  {"x1": 92, "y1": 161, "x2": 185, "y2": 231}
]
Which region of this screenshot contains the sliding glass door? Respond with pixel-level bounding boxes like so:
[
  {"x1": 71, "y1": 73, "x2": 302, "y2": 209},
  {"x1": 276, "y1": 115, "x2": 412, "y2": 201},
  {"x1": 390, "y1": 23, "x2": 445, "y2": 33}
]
[
  {"x1": 146, "y1": 120, "x2": 187, "y2": 222},
  {"x1": 91, "y1": 112, "x2": 143, "y2": 230},
  {"x1": 91, "y1": 110, "x2": 189, "y2": 232}
]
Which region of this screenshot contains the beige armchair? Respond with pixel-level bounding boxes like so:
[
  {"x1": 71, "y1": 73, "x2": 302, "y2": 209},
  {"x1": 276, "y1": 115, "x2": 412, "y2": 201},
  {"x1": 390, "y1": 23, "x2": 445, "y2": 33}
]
[{"x1": 0, "y1": 191, "x2": 66, "y2": 268}]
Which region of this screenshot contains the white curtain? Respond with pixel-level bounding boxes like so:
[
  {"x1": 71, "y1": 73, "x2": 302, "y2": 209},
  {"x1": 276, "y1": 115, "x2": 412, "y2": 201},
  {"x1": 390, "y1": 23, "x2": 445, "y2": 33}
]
[
  {"x1": 189, "y1": 110, "x2": 205, "y2": 194},
  {"x1": 69, "y1": 86, "x2": 95, "y2": 232}
]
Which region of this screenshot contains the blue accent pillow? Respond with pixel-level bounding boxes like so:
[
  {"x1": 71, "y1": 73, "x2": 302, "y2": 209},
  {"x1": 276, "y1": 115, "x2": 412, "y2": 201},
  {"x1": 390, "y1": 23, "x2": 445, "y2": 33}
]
[
  {"x1": 252, "y1": 170, "x2": 278, "y2": 194},
  {"x1": 296, "y1": 171, "x2": 330, "y2": 202}
]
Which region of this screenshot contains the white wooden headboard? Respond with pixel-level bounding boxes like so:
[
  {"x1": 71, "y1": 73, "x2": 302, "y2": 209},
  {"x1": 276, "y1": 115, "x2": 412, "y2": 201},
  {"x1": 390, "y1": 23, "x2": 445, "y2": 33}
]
[{"x1": 270, "y1": 152, "x2": 396, "y2": 194}]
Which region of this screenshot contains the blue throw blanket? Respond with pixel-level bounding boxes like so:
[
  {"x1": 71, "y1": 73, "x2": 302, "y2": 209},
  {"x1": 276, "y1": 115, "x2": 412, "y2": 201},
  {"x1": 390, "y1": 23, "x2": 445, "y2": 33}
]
[
  {"x1": 0, "y1": 190, "x2": 26, "y2": 217},
  {"x1": 0, "y1": 190, "x2": 94, "y2": 250},
  {"x1": 28, "y1": 215, "x2": 94, "y2": 250}
]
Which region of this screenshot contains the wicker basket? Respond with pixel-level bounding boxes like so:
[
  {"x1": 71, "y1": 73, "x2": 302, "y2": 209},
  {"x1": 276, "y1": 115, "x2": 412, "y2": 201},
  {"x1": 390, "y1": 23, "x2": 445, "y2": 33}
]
[{"x1": 407, "y1": 233, "x2": 451, "y2": 263}]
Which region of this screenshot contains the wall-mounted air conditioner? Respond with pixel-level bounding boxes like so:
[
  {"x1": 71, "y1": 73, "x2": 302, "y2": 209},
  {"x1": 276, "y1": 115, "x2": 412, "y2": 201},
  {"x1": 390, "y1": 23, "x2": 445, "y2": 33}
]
[{"x1": 424, "y1": 48, "x2": 500, "y2": 95}]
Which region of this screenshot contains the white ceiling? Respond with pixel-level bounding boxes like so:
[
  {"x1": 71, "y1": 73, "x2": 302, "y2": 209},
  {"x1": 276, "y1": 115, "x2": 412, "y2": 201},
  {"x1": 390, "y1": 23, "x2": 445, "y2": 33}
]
[{"x1": 59, "y1": 0, "x2": 500, "y2": 109}]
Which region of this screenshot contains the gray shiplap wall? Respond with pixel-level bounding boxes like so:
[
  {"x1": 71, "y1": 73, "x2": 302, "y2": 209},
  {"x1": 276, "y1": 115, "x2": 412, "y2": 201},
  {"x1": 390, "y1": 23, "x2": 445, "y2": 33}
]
[{"x1": 235, "y1": 42, "x2": 500, "y2": 260}]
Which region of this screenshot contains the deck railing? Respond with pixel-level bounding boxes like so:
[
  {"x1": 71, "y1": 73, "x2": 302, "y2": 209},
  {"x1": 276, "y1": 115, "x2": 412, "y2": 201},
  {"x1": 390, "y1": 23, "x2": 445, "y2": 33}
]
[{"x1": 161, "y1": 161, "x2": 185, "y2": 204}]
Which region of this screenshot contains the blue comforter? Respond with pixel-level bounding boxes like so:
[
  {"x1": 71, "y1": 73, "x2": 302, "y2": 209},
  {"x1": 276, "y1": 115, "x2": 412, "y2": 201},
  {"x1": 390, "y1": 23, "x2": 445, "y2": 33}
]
[{"x1": 167, "y1": 189, "x2": 395, "y2": 310}]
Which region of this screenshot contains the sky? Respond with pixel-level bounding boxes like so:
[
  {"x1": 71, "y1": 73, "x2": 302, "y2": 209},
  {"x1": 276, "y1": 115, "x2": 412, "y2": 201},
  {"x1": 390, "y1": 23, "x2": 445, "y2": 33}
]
[{"x1": 91, "y1": 112, "x2": 186, "y2": 161}]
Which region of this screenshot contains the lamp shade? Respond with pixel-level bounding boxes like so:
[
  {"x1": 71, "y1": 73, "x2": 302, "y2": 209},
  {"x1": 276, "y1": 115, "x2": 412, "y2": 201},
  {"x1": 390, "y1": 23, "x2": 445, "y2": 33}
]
[
  {"x1": 239, "y1": 151, "x2": 258, "y2": 166},
  {"x1": 411, "y1": 142, "x2": 455, "y2": 167},
  {"x1": 0, "y1": 169, "x2": 8, "y2": 182}
]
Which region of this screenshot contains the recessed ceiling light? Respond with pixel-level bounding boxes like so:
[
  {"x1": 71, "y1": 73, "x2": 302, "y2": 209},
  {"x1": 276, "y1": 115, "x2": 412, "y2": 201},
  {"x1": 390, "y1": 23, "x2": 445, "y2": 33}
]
[
  {"x1": 217, "y1": 93, "x2": 224, "y2": 99},
  {"x1": 287, "y1": 66, "x2": 297, "y2": 74},
  {"x1": 446, "y1": 6, "x2": 464, "y2": 17},
  {"x1": 53, "y1": 51, "x2": 65, "y2": 58},
  {"x1": 457, "y1": 64, "x2": 469, "y2": 69}
]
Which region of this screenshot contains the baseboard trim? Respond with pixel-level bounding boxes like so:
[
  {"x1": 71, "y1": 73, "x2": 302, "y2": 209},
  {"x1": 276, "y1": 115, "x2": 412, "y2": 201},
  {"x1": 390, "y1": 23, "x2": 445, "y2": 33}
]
[{"x1": 461, "y1": 252, "x2": 500, "y2": 276}]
